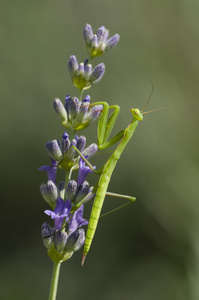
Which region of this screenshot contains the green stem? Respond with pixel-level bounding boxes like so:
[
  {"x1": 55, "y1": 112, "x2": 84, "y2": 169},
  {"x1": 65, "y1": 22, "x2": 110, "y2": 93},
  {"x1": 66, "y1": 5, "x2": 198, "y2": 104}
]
[
  {"x1": 69, "y1": 129, "x2": 75, "y2": 140},
  {"x1": 48, "y1": 262, "x2": 61, "y2": 300},
  {"x1": 79, "y1": 88, "x2": 84, "y2": 101},
  {"x1": 88, "y1": 56, "x2": 93, "y2": 64}
]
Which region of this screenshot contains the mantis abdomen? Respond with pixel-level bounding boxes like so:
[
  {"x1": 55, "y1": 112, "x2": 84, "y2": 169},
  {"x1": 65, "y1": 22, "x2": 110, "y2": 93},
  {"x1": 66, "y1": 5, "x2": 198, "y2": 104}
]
[{"x1": 83, "y1": 155, "x2": 118, "y2": 256}]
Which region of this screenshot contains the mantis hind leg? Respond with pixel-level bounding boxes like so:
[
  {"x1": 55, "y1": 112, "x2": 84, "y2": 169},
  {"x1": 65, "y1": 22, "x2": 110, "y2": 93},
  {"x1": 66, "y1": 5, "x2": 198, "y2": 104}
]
[{"x1": 100, "y1": 192, "x2": 136, "y2": 218}]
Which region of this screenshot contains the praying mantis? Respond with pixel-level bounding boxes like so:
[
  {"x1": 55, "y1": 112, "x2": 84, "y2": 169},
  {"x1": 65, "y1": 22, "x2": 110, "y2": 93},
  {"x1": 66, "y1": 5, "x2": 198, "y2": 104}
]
[{"x1": 70, "y1": 92, "x2": 153, "y2": 265}]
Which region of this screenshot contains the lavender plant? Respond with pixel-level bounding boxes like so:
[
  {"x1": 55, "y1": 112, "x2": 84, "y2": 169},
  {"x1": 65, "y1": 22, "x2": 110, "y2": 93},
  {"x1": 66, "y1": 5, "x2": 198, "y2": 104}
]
[{"x1": 40, "y1": 24, "x2": 120, "y2": 300}]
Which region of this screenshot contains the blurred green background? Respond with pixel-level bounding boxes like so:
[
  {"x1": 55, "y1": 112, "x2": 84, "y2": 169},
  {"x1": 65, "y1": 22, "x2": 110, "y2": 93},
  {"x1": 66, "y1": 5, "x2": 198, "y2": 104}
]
[{"x1": 1, "y1": 0, "x2": 199, "y2": 299}]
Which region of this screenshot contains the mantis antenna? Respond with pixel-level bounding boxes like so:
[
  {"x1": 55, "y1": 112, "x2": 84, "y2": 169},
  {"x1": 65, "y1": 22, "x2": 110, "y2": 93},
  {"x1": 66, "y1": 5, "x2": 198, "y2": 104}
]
[
  {"x1": 142, "y1": 106, "x2": 166, "y2": 115},
  {"x1": 141, "y1": 82, "x2": 154, "y2": 112}
]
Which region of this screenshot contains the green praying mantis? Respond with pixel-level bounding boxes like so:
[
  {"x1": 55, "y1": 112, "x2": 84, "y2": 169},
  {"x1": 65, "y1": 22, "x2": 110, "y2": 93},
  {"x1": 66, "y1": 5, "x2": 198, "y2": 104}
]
[
  {"x1": 50, "y1": 85, "x2": 159, "y2": 266},
  {"x1": 68, "y1": 88, "x2": 155, "y2": 266}
]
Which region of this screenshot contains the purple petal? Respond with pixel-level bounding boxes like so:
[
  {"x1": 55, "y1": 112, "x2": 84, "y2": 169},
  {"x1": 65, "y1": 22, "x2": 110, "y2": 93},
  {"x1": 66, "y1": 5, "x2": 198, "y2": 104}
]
[
  {"x1": 77, "y1": 157, "x2": 95, "y2": 185},
  {"x1": 44, "y1": 210, "x2": 57, "y2": 219},
  {"x1": 38, "y1": 158, "x2": 57, "y2": 183},
  {"x1": 69, "y1": 205, "x2": 88, "y2": 233},
  {"x1": 62, "y1": 199, "x2": 72, "y2": 215},
  {"x1": 44, "y1": 198, "x2": 72, "y2": 230}
]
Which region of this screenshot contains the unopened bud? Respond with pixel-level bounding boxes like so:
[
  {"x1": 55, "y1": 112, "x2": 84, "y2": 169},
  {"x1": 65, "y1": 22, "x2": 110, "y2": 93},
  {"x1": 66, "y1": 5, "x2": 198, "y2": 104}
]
[
  {"x1": 54, "y1": 231, "x2": 68, "y2": 252},
  {"x1": 105, "y1": 34, "x2": 120, "y2": 51},
  {"x1": 53, "y1": 98, "x2": 68, "y2": 125},
  {"x1": 41, "y1": 223, "x2": 53, "y2": 250},
  {"x1": 65, "y1": 229, "x2": 85, "y2": 252},
  {"x1": 89, "y1": 63, "x2": 105, "y2": 84},
  {"x1": 83, "y1": 24, "x2": 93, "y2": 46},
  {"x1": 46, "y1": 140, "x2": 63, "y2": 161},
  {"x1": 65, "y1": 180, "x2": 77, "y2": 202}
]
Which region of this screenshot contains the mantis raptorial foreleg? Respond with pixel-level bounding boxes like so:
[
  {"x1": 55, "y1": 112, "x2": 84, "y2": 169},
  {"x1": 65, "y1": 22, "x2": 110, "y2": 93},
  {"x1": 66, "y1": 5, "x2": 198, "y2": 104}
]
[{"x1": 89, "y1": 102, "x2": 124, "y2": 149}]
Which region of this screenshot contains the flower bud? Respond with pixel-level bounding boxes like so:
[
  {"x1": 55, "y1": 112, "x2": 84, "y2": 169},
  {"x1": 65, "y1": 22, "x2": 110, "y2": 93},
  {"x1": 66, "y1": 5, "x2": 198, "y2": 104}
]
[
  {"x1": 65, "y1": 229, "x2": 85, "y2": 252},
  {"x1": 83, "y1": 143, "x2": 98, "y2": 158},
  {"x1": 54, "y1": 231, "x2": 68, "y2": 252},
  {"x1": 77, "y1": 136, "x2": 86, "y2": 152},
  {"x1": 90, "y1": 105, "x2": 103, "y2": 120},
  {"x1": 70, "y1": 97, "x2": 80, "y2": 121},
  {"x1": 61, "y1": 137, "x2": 70, "y2": 155},
  {"x1": 65, "y1": 180, "x2": 77, "y2": 202},
  {"x1": 65, "y1": 95, "x2": 71, "y2": 116},
  {"x1": 96, "y1": 26, "x2": 106, "y2": 44},
  {"x1": 84, "y1": 64, "x2": 92, "y2": 80},
  {"x1": 53, "y1": 98, "x2": 68, "y2": 126},
  {"x1": 89, "y1": 63, "x2": 105, "y2": 84},
  {"x1": 105, "y1": 34, "x2": 120, "y2": 51},
  {"x1": 58, "y1": 181, "x2": 65, "y2": 199},
  {"x1": 77, "y1": 63, "x2": 85, "y2": 76},
  {"x1": 83, "y1": 24, "x2": 93, "y2": 47},
  {"x1": 74, "y1": 181, "x2": 90, "y2": 204},
  {"x1": 68, "y1": 55, "x2": 78, "y2": 80},
  {"x1": 41, "y1": 223, "x2": 53, "y2": 250},
  {"x1": 40, "y1": 181, "x2": 58, "y2": 208},
  {"x1": 46, "y1": 180, "x2": 58, "y2": 201},
  {"x1": 46, "y1": 140, "x2": 63, "y2": 161},
  {"x1": 91, "y1": 34, "x2": 98, "y2": 50},
  {"x1": 66, "y1": 139, "x2": 77, "y2": 160}
]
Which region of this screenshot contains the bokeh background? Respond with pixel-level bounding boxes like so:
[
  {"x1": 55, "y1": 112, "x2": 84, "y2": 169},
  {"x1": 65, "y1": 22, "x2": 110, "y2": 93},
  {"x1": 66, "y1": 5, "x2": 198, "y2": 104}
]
[{"x1": 1, "y1": 0, "x2": 199, "y2": 299}]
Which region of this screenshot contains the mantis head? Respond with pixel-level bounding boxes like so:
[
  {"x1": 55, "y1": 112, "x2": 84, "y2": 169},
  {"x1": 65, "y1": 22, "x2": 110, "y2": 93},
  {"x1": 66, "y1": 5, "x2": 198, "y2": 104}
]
[{"x1": 130, "y1": 108, "x2": 143, "y2": 121}]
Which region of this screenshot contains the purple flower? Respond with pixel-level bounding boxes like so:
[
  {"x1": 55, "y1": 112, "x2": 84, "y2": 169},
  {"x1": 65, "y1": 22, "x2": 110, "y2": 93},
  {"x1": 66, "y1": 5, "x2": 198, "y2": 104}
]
[
  {"x1": 38, "y1": 158, "x2": 57, "y2": 183},
  {"x1": 77, "y1": 157, "x2": 95, "y2": 185},
  {"x1": 45, "y1": 197, "x2": 71, "y2": 230},
  {"x1": 69, "y1": 205, "x2": 88, "y2": 233}
]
